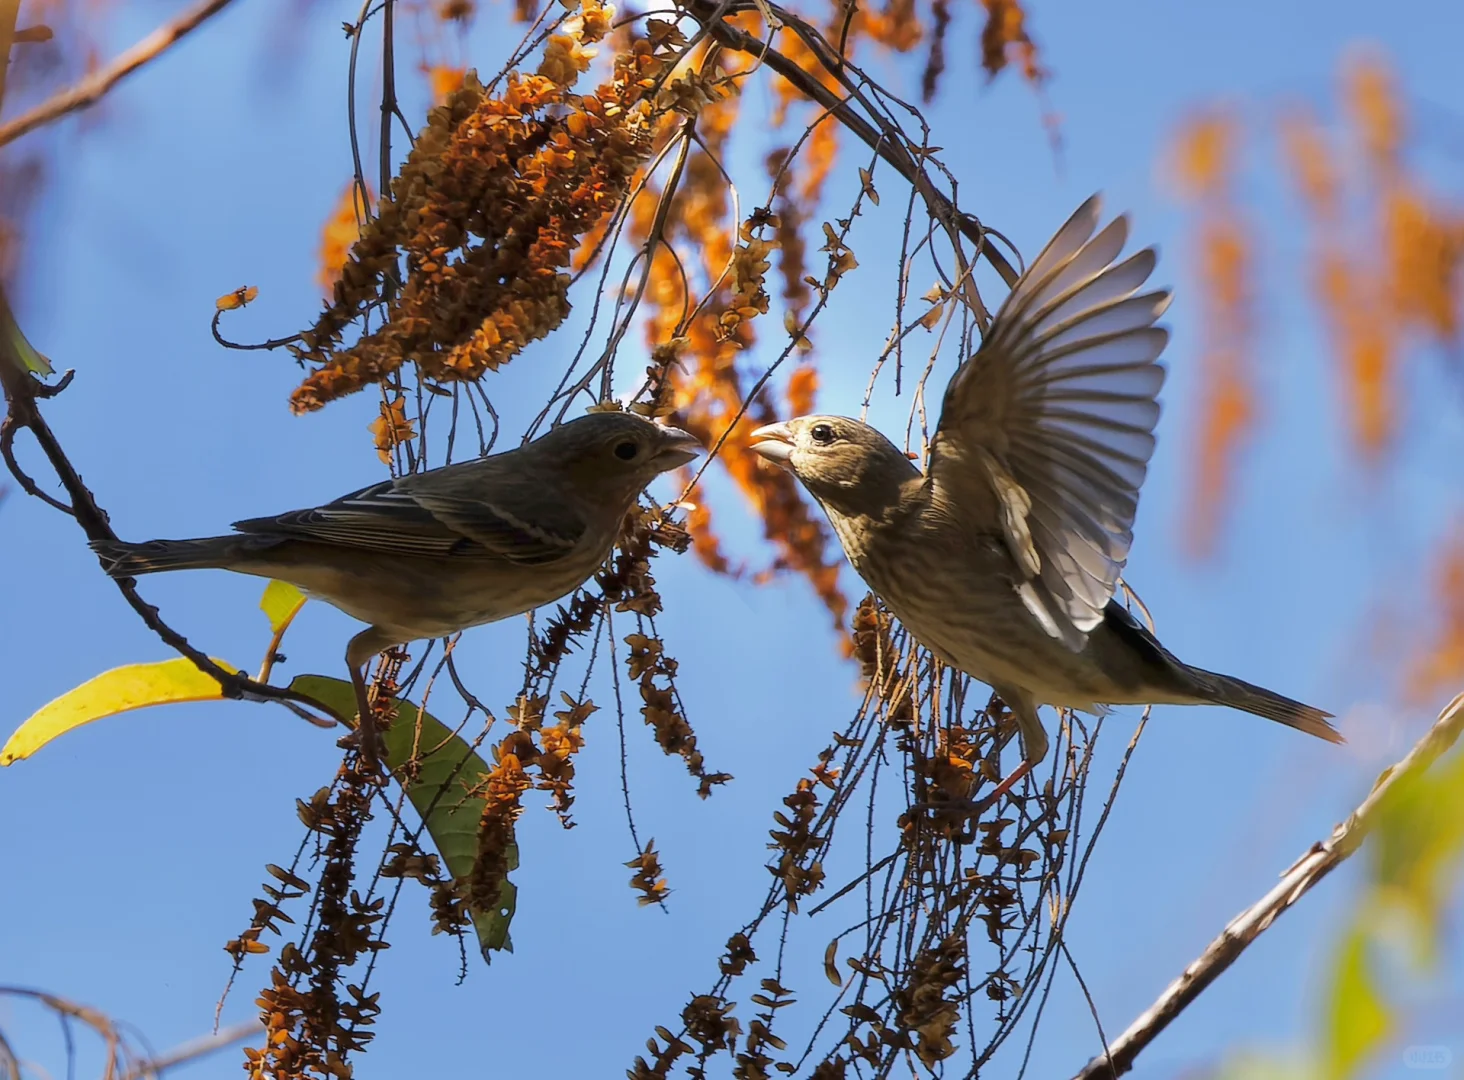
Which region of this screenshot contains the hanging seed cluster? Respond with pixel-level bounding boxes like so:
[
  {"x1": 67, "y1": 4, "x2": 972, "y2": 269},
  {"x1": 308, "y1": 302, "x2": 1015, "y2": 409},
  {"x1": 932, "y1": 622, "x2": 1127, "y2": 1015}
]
[{"x1": 289, "y1": 5, "x2": 686, "y2": 411}]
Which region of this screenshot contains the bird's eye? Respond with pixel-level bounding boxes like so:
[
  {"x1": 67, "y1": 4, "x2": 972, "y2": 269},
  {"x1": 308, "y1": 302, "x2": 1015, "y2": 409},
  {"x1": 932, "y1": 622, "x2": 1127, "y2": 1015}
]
[
  {"x1": 810, "y1": 423, "x2": 836, "y2": 446},
  {"x1": 614, "y1": 440, "x2": 640, "y2": 461}
]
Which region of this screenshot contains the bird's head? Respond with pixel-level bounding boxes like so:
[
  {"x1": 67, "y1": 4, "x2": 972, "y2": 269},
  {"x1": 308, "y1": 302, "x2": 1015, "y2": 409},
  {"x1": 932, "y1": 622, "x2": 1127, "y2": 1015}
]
[
  {"x1": 751, "y1": 416, "x2": 921, "y2": 518},
  {"x1": 543, "y1": 411, "x2": 703, "y2": 505}
]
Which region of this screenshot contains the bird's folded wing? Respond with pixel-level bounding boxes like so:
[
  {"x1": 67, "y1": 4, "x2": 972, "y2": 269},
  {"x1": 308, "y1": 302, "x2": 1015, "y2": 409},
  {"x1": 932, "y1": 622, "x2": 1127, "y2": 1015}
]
[
  {"x1": 233, "y1": 457, "x2": 585, "y2": 564},
  {"x1": 929, "y1": 195, "x2": 1169, "y2": 649}
]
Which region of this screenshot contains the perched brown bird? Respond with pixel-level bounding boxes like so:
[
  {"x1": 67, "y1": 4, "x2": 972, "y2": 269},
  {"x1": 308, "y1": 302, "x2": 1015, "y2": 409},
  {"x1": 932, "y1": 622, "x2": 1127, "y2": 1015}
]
[
  {"x1": 753, "y1": 196, "x2": 1340, "y2": 796},
  {"x1": 93, "y1": 411, "x2": 702, "y2": 768}
]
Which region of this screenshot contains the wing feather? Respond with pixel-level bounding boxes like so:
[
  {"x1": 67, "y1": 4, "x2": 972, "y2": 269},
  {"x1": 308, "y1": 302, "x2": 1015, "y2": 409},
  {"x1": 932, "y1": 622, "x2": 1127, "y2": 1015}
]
[
  {"x1": 233, "y1": 453, "x2": 585, "y2": 563},
  {"x1": 930, "y1": 195, "x2": 1169, "y2": 644}
]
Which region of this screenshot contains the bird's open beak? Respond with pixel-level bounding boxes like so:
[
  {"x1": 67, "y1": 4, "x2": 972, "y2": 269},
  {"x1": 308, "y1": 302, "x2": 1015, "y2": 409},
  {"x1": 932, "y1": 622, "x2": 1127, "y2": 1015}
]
[
  {"x1": 652, "y1": 425, "x2": 704, "y2": 470},
  {"x1": 750, "y1": 422, "x2": 795, "y2": 470}
]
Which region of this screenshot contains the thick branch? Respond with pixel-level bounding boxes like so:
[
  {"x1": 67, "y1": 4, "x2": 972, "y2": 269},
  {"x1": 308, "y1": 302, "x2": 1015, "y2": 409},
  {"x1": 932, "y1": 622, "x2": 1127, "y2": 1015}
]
[
  {"x1": 1074, "y1": 690, "x2": 1464, "y2": 1080},
  {"x1": 0, "y1": 0, "x2": 239, "y2": 149}
]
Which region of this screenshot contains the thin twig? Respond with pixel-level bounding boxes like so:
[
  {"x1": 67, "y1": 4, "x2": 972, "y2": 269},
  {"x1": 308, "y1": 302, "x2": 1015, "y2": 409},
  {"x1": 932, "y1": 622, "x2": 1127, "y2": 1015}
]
[
  {"x1": 0, "y1": 0, "x2": 240, "y2": 148},
  {"x1": 1073, "y1": 690, "x2": 1464, "y2": 1080},
  {"x1": 678, "y1": 0, "x2": 1018, "y2": 290},
  {"x1": 0, "y1": 356, "x2": 348, "y2": 726},
  {"x1": 120, "y1": 1019, "x2": 261, "y2": 1080}
]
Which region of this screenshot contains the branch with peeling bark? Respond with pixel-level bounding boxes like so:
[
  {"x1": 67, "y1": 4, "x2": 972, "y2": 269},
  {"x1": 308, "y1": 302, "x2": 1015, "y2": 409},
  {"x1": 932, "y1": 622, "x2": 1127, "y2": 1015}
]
[
  {"x1": 0, "y1": 0, "x2": 239, "y2": 149},
  {"x1": 1074, "y1": 690, "x2": 1464, "y2": 1080}
]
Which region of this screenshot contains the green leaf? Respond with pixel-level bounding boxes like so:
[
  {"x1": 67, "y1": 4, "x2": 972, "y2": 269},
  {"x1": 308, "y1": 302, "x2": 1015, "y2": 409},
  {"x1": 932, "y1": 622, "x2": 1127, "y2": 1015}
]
[
  {"x1": 1368, "y1": 747, "x2": 1464, "y2": 966},
  {"x1": 1204, "y1": 1050, "x2": 1317, "y2": 1080},
  {"x1": 260, "y1": 580, "x2": 308, "y2": 634},
  {"x1": 1321, "y1": 919, "x2": 1391, "y2": 1080},
  {"x1": 0, "y1": 285, "x2": 53, "y2": 375},
  {"x1": 286, "y1": 674, "x2": 515, "y2": 959},
  {"x1": 2, "y1": 657, "x2": 240, "y2": 765}
]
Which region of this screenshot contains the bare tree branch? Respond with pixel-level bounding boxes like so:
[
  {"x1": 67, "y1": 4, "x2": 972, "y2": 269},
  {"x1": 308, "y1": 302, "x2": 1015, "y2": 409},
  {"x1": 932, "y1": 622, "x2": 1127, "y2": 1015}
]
[
  {"x1": 0, "y1": 333, "x2": 349, "y2": 726},
  {"x1": 0, "y1": 0, "x2": 239, "y2": 149},
  {"x1": 1074, "y1": 689, "x2": 1464, "y2": 1080},
  {"x1": 121, "y1": 1019, "x2": 261, "y2": 1080}
]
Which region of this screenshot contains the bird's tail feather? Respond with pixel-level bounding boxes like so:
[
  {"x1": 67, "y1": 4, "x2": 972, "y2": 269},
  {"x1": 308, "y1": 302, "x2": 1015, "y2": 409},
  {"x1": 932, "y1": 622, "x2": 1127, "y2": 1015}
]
[
  {"x1": 1185, "y1": 666, "x2": 1343, "y2": 744},
  {"x1": 91, "y1": 536, "x2": 242, "y2": 577}
]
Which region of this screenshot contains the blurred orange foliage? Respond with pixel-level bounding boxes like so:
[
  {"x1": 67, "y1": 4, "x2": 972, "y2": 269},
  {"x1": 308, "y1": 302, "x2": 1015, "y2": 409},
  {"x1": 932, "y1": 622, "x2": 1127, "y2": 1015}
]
[
  {"x1": 1178, "y1": 54, "x2": 1463, "y2": 555},
  {"x1": 316, "y1": 181, "x2": 371, "y2": 292},
  {"x1": 427, "y1": 65, "x2": 466, "y2": 102},
  {"x1": 1283, "y1": 55, "x2": 1464, "y2": 459},
  {"x1": 1173, "y1": 112, "x2": 1255, "y2": 558},
  {"x1": 1407, "y1": 531, "x2": 1464, "y2": 705},
  {"x1": 978, "y1": 0, "x2": 1044, "y2": 84},
  {"x1": 549, "y1": 27, "x2": 847, "y2": 631}
]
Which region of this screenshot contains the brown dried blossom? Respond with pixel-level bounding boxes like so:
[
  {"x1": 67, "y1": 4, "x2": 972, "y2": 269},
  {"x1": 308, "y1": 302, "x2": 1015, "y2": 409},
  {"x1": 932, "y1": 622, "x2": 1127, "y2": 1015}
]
[
  {"x1": 627, "y1": 840, "x2": 672, "y2": 906},
  {"x1": 290, "y1": 4, "x2": 676, "y2": 411},
  {"x1": 893, "y1": 936, "x2": 965, "y2": 1066},
  {"x1": 767, "y1": 749, "x2": 837, "y2": 908},
  {"x1": 246, "y1": 758, "x2": 382, "y2": 1080},
  {"x1": 464, "y1": 745, "x2": 532, "y2": 923}
]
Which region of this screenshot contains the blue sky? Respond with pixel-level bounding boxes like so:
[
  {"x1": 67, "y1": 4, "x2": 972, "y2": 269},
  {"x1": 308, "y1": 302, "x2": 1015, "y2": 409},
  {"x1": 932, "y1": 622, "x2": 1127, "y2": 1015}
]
[{"x1": 2, "y1": 0, "x2": 1463, "y2": 1076}]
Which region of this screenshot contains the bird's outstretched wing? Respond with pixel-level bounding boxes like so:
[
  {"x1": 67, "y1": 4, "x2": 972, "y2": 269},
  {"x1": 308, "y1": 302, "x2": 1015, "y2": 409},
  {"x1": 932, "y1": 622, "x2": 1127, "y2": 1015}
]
[
  {"x1": 929, "y1": 195, "x2": 1169, "y2": 649},
  {"x1": 232, "y1": 454, "x2": 585, "y2": 564}
]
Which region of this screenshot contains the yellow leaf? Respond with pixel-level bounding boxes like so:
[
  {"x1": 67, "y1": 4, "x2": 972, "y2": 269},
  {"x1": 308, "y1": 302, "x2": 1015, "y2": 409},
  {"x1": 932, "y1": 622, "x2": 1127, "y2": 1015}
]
[
  {"x1": 260, "y1": 580, "x2": 308, "y2": 635},
  {"x1": 216, "y1": 286, "x2": 259, "y2": 311},
  {"x1": 1, "y1": 658, "x2": 241, "y2": 765},
  {"x1": 1322, "y1": 920, "x2": 1391, "y2": 1080},
  {"x1": 1, "y1": 285, "x2": 52, "y2": 375}
]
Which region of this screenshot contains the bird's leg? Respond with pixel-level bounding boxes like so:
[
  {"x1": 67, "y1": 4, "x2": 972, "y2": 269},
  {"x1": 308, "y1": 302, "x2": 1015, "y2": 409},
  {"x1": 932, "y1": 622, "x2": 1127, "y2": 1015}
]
[
  {"x1": 978, "y1": 687, "x2": 1047, "y2": 811},
  {"x1": 976, "y1": 760, "x2": 1032, "y2": 811},
  {"x1": 345, "y1": 628, "x2": 397, "y2": 776},
  {"x1": 346, "y1": 661, "x2": 380, "y2": 774}
]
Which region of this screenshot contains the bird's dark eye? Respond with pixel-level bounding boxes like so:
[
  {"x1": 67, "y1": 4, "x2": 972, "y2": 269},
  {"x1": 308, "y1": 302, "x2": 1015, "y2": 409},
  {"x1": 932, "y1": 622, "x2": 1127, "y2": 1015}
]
[
  {"x1": 810, "y1": 423, "x2": 836, "y2": 446},
  {"x1": 614, "y1": 440, "x2": 640, "y2": 461}
]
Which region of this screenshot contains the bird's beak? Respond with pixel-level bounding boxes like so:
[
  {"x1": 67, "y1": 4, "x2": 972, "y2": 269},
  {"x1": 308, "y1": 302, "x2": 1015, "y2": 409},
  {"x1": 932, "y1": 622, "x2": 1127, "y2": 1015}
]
[
  {"x1": 652, "y1": 425, "x2": 704, "y2": 470},
  {"x1": 750, "y1": 422, "x2": 796, "y2": 471}
]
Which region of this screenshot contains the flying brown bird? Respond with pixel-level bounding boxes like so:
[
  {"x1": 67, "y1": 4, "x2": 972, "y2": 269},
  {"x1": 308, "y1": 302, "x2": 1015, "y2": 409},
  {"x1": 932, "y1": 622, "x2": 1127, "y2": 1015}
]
[
  {"x1": 93, "y1": 411, "x2": 702, "y2": 770},
  {"x1": 753, "y1": 196, "x2": 1339, "y2": 800}
]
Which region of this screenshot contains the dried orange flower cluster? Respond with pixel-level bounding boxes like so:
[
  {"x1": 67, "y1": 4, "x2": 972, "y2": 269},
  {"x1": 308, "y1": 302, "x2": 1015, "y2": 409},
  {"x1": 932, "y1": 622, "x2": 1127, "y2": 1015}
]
[
  {"x1": 291, "y1": 2, "x2": 673, "y2": 411},
  {"x1": 464, "y1": 691, "x2": 592, "y2": 918},
  {"x1": 367, "y1": 395, "x2": 416, "y2": 464},
  {"x1": 244, "y1": 759, "x2": 383, "y2": 1080},
  {"x1": 978, "y1": 0, "x2": 1044, "y2": 82},
  {"x1": 608, "y1": 505, "x2": 731, "y2": 798},
  {"x1": 891, "y1": 936, "x2": 965, "y2": 1066},
  {"x1": 626, "y1": 841, "x2": 670, "y2": 906},
  {"x1": 768, "y1": 747, "x2": 839, "y2": 907}
]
